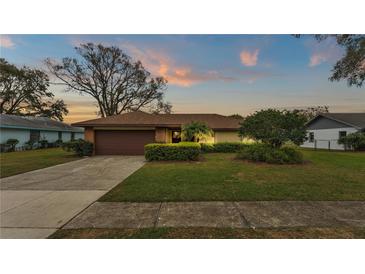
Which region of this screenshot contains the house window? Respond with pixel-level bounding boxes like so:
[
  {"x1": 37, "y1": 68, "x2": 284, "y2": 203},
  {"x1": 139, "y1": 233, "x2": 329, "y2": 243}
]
[
  {"x1": 309, "y1": 132, "x2": 314, "y2": 143},
  {"x1": 58, "y1": 131, "x2": 62, "y2": 140},
  {"x1": 71, "y1": 132, "x2": 75, "y2": 141},
  {"x1": 29, "y1": 130, "x2": 40, "y2": 143},
  {"x1": 339, "y1": 131, "x2": 347, "y2": 139},
  {"x1": 172, "y1": 130, "x2": 181, "y2": 143}
]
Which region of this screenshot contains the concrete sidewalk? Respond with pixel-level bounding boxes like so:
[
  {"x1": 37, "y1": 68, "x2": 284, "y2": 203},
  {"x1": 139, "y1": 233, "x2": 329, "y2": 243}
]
[{"x1": 63, "y1": 201, "x2": 365, "y2": 229}]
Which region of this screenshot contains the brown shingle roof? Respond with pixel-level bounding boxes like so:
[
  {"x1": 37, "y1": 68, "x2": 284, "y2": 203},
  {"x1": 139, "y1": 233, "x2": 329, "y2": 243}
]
[{"x1": 72, "y1": 111, "x2": 241, "y2": 130}]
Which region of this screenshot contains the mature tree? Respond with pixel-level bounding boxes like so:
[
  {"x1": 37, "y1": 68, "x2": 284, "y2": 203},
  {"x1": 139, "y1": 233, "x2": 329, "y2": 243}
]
[
  {"x1": 228, "y1": 114, "x2": 244, "y2": 120},
  {"x1": 296, "y1": 105, "x2": 329, "y2": 121},
  {"x1": 0, "y1": 58, "x2": 68, "y2": 121},
  {"x1": 295, "y1": 34, "x2": 365, "y2": 87},
  {"x1": 45, "y1": 43, "x2": 171, "y2": 117},
  {"x1": 182, "y1": 121, "x2": 213, "y2": 142},
  {"x1": 239, "y1": 109, "x2": 307, "y2": 148}
]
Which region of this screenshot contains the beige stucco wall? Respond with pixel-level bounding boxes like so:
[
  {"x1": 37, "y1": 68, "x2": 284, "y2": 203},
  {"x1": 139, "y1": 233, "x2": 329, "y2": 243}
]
[
  {"x1": 200, "y1": 135, "x2": 215, "y2": 143},
  {"x1": 214, "y1": 131, "x2": 241, "y2": 143}
]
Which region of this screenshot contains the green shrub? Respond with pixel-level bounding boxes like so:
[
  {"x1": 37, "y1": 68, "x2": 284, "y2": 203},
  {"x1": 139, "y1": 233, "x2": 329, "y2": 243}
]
[
  {"x1": 338, "y1": 132, "x2": 365, "y2": 150},
  {"x1": 39, "y1": 139, "x2": 49, "y2": 148},
  {"x1": 200, "y1": 142, "x2": 248, "y2": 153},
  {"x1": 237, "y1": 144, "x2": 303, "y2": 164},
  {"x1": 62, "y1": 139, "x2": 93, "y2": 156},
  {"x1": 61, "y1": 140, "x2": 77, "y2": 152},
  {"x1": 54, "y1": 139, "x2": 63, "y2": 147},
  {"x1": 145, "y1": 142, "x2": 201, "y2": 161},
  {"x1": 6, "y1": 139, "x2": 19, "y2": 151},
  {"x1": 213, "y1": 142, "x2": 248, "y2": 153},
  {"x1": 24, "y1": 140, "x2": 36, "y2": 150},
  {"x1": 280, "y1": 146, "x2": 304, "y2": 163},
  {"x1": 200, "y1": 143, "x2": 215, "y2": 153}
]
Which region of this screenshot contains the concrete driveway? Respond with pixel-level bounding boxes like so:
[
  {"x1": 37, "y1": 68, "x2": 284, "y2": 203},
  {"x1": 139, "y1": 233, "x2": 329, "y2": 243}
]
[{"x1": 0, "y1": 156, "x2": 145, "y2": 238}]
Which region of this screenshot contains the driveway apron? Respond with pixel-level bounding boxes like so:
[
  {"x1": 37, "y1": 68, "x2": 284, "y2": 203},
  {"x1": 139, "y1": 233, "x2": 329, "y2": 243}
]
[{"x1": 0, "y1": 156, "x2": 145, "y2": 238}]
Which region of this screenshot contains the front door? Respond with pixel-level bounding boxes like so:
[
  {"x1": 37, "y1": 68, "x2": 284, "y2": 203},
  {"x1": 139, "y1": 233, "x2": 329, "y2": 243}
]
[{"x1": 172, "y1": 130, "x2": 181, "y2": 143}]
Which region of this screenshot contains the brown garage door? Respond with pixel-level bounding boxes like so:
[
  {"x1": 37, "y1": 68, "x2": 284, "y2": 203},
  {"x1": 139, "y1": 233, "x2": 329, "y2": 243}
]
[{"x1": 95, "y1": 130, "x2": 155, "y2": 155}]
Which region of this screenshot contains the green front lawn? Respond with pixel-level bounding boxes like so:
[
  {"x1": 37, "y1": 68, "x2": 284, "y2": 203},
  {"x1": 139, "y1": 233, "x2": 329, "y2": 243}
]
[
  {"x1": 100, "y1": 150, "x2": 365, "y2": 202},
  {"x1": 0, "y1": 148, "x2": 79, "y2": 178},
  {"x1": 49, "y1": 227, "x2": 365, "y2": 239}
]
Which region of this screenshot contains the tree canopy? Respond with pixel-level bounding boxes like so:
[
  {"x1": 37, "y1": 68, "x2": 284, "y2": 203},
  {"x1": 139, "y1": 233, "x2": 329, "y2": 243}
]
[
  {"x1": 228, "y1": 114, "x2": 244, "y2": 120},
  {"x1": 296, "y1": 105, "x2": 329, "y2": 121},
  {"x1": 295, "y1": 34, "x2": 365, "y2": 87},
  {"x1": 239, "y1": 109, "x2": 307, "y2": 148},
  {"x1": 45, "y1": 43, "x2": 171, "y2": 117},
  {"x1": 0, "y1": 58, "x2": 68, "y2": 121}
]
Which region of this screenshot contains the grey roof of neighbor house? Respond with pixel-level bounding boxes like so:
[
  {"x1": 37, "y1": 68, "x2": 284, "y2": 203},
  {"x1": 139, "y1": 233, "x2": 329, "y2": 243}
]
[
  {"x1": 0, "y1": 114, "x2": 84, "y2": 132},
  {"x1": 307, "y1": 113, "x2": 365, "y2": 129},
  {"x1": 72, "y1": 111, "x2": 242, "y2": 130}
]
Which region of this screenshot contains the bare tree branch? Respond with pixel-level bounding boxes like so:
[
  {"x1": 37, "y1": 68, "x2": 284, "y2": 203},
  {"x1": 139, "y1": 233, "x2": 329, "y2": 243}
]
[{"x1": 45, "y1": 43, "x2": 170, "y2": 117}]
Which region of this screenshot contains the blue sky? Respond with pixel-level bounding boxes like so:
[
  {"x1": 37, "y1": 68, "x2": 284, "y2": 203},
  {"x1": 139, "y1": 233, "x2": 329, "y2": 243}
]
[{"x1": 1, "y1": 34, "x2": 364, "y2": 122}]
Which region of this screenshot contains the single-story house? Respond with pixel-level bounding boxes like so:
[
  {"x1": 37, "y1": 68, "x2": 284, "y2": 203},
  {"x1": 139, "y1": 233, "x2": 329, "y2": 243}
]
[
  {"x1": 0, "y1": 114, "x2": 84, "y2": 150},
  {"x1": 72, "y1": 111, "x2": 243, "y2": 155},
  {"x1": 301, "y1": 112, "x2": 365, "y2": 150}
]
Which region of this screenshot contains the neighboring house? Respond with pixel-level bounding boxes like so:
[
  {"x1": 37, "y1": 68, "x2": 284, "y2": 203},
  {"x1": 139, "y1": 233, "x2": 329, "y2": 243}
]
[
  {"x1": 0, "y1": 114, "x2": 84, "y2": 150},
  {"x1": 301, "y1": 113, "x2": 365, "y2": 150},
  {"x1": 72, "y1": 111, "x2": 243, "y2": 155}
]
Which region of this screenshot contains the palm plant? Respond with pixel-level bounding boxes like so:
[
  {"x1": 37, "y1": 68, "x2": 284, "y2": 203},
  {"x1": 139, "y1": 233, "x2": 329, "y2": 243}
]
[{"x1": 181, "y1": 121, "x2": 213, "y2": 142}]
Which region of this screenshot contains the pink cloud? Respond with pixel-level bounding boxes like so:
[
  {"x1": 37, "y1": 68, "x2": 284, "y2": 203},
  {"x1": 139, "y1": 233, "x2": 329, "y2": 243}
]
[
  {"x1": 121, "y1": 42, "x2": 234, "y2": 87},
  {"x1": 0, "y1": 35, "x2": 15, "y2": 48},
  {"x1": 240, "y1": 49, "x2": 259, "y2": 66},
  {"x1": 307, "y1": 38, "x2": 343, "y2": 67}
]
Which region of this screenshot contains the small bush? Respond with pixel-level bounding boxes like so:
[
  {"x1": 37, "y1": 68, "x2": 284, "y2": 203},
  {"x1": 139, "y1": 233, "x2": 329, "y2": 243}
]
[
  {"x1": 0, "y1": 143, "x2": 12, "y2": 152},
  {"x1": 200, "y1": 143, "x2": 215, "y2": 153},
  {"x1": 237, "y1": 144, "x2": 303, "y2": 164},
  {"x1": 6, "y1": 139, "x2": 19, "y2": 151},
  {"x1": 280, "y1": 146, "x2": 304, "y2": 163},
  {"x1": 338, "y1": 132, "x2": 365, "y2": 151},
  {"x1": 54, "y1": 139, "x2": 63, "y2": 147},
  {"x1": 24, "y1": 140, "x2": 36, "y2": 150},
  {"x1": 200, "y1": 142, "x2": 248, "y2": 153},
  {"x1": 61, "y1": 140, "x2": 77, "y2": 152},
  {"x1": 39, "y1": 139, "x2": 49, "y2": 148},
  {"x1": 62, "y1": 139, "x2": 93, "y2": 156},
  {"x1": 145, "y1": 142, "x2": 201, "y2": 161}
]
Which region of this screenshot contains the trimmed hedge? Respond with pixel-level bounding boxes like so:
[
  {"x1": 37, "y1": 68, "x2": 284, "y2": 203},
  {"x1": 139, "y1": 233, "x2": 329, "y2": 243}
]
[
  {"x1": 145, "y1": 142, "x2": 201, "y2": 161},
  {"x1": 200, "y1": 142, "x2": 249, "y2": 153},
  {"x1": 237, "y1": 143, "x2": 303, "y2": 164}
]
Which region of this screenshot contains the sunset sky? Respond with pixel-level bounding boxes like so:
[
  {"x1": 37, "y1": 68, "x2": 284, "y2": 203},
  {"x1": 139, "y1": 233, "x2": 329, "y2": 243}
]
[{"x1": 1, "y1": 34, "x2": 364, "y2": 123}]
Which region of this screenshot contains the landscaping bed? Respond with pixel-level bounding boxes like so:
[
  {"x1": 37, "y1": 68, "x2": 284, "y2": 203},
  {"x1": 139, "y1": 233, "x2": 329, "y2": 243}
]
[{"x1": 99, "y1": 150, "x2": 365, "y2": 202}]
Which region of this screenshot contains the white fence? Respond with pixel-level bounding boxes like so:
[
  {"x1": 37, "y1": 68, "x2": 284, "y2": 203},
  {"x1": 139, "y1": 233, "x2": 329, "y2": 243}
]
[{"x1": 302, "y1": 139, "x2": 350, "y2": 150}]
